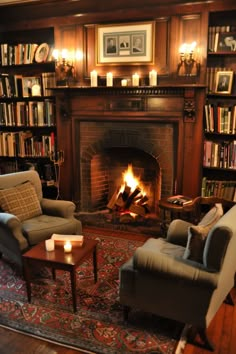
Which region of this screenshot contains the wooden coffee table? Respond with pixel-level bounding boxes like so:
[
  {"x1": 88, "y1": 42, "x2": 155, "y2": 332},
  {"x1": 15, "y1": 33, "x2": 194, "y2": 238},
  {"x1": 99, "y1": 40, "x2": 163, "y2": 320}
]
[{"x1": 22, "y1": 238, "x2": 98, "y2": 313}]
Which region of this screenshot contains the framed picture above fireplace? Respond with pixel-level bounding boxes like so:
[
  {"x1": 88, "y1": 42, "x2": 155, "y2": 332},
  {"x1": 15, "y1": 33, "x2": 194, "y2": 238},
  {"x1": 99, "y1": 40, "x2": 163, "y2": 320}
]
[{"x1": 96, "y1": 21, "x2": 155, "y2": 65}]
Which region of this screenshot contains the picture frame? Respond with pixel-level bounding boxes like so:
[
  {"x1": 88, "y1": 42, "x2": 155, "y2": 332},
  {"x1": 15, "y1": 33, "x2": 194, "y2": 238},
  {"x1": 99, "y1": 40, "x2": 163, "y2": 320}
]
[
  {"x1": 22, "y1": 76, "x2": 41, "y2": 97},
  {"x1": 215, "y1": 71, "x2": 234, "y2": 94},
  {"x1": 96, "y1": 21, "x2": 155, "y2": 65},
  {"x1": 34, "y1": 42, "x2": 50, "y2": 63},
  {"x1": 216, "y1": 32, "x2": 236, "y2": 52}
]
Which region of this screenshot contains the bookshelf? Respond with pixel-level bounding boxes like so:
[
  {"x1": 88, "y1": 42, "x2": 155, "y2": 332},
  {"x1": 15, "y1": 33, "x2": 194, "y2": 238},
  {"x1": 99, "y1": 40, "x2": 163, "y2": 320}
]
[
  {"x1": 0, "y1": 27, "x2": 57, "y2": 192},
  {"x1": 202, "y1": 10, "x2": 236, "y2": 201}
]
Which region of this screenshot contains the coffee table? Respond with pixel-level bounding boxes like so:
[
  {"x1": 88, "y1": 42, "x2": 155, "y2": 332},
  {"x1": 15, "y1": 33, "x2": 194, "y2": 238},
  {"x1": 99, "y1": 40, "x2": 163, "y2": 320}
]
[{"x1": 22, "y1": 238, "x2": 98, "y2": 313}]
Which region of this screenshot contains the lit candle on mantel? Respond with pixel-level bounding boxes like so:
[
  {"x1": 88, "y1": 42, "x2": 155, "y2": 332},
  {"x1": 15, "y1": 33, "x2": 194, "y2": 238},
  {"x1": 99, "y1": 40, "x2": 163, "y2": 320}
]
[
  {"x1": 149, "y1": 70, "x2": 157, "y2": 86},
  {"x1": 90, "y1": 70, "x2": 98, "y2": 87},
  {"x1": 132, "y1": 73, "x2": 139, "y2": 86},
  {"x1": 64, "y1": 241, "x2": 72, "y2": 253},
  {"x1": 106, "y1": 72, "x2": 113, "y2": 87}
]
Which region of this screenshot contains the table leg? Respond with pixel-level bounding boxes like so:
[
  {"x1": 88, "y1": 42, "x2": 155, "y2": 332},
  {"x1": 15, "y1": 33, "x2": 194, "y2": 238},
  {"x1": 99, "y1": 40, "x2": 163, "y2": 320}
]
[
  {"x1": 52, "y1": 268, "x2": 56, "y2": 280},
  {"x1": 23, "y1": 259, "x2": 32, "y2": 303},
  {"x1": 93, "y1": 246, "x2": 98, "y2": 283},
  {"x1": 70, "y1": 268, "x2": 77, "y2": 313}
]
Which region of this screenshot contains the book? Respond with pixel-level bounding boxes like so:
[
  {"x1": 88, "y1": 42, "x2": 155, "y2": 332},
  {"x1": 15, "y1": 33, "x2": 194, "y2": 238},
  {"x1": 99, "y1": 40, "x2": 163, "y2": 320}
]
[
  {"x1": 51, "y1": 234, "x2": 84, "y2": 245},
  {"x1": 167, "y1": 195, "x2": 193, "y2": 206}
]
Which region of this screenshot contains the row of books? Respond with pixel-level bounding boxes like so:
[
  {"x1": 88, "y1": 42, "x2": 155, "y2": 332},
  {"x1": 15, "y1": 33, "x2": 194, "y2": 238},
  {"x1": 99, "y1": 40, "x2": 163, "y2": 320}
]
[
  {"x1": 0, "y1": 42, "x2": 52, "y2": 66},
  {"x1": 204, "y1": 103, "x2": 236, "y2": 134},
  {"x1": 208, "y1": 25, "x2": 236, "y2": 52},
  {"x1": 0, "y1": 72, "x2": 56, "y2": 98},
  {"x1": 205, "y1": 67, "x2": 232, "y2": 93},
  {"x1": 0, "y1": 131, "x2": 55, "y2": 157},
  {"x1": 0, "y1": 99, "x2": 55, "y2": 127},
  {"x1": 203, "y1": 139, "x2": 236, "y2": 169},
  {"x1": 201, "y1": 177, "x2": 236, "y2": 201}
]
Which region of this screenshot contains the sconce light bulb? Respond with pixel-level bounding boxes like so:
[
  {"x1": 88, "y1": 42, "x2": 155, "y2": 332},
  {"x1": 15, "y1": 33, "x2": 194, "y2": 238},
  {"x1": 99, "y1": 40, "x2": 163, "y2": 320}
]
[
  {"x1": 75, "y1": 49, "x2": 83, "y2": 60},
  {"x1": 52, "y1": 49, "x2": 59, "y2": 61},
  {"x1": 61, "y1": 48, "x2": 68, "y2": 60}
]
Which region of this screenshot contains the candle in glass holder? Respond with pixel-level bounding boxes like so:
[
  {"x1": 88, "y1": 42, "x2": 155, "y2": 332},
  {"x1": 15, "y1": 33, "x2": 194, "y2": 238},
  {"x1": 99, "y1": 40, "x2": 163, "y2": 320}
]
[
  {"x1": 90, "y1": 70, "x2": 98, "y2": 87},
  {"x1": 132, "y1": 73, "x2": 139, "y2": 86},
  {"x1": 149, "y1": 70, "x2": 157, "y2": 86},
  {"x1": 121, "y1": 79, "x2": 128, "y2": 86},
  {"x1": 45, "y1": 239, "x2": 54, "y2": 252},
  {"x1": 106, "y1": 72, "x2": 113, "y2": 87},
  {"x1": 64, "y1": 241, "x2": 72, "y2": 253}
]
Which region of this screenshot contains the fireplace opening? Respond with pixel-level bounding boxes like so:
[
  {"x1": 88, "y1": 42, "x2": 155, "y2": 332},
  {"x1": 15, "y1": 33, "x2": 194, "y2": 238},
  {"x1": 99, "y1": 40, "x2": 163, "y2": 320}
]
[
  {"x1": 91, "y1": 147, "x2": 161, "y2": 214},
  {"x1": 78, "y1": 121, "x2": 176, "y2": 213}
]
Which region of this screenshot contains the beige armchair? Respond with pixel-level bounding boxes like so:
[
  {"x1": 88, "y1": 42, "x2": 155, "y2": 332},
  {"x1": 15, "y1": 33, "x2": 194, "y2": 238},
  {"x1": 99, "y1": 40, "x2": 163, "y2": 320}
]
[
  {"x1": 0, "y1": 170, "x2": 82, "y2": 270},
  {"x1": 119, "y1": 203, "x2": 236, "y2": 350}
]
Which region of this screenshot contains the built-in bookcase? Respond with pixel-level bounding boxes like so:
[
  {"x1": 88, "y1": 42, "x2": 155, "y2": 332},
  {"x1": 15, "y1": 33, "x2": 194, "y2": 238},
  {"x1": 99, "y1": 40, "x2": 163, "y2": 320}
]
[
  {"x1": 202, "y1": 10, "x2": 236, "y2": 201},
  {"x1": 0, "y1": 27, "x2": 57, "y2": 195}
]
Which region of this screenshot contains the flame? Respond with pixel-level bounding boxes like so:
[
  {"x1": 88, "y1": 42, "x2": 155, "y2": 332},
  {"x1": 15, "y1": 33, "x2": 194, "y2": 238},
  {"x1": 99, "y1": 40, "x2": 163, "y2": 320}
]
[{"x1": 120, "y1": 164, "x2": 146, "y2": 196}]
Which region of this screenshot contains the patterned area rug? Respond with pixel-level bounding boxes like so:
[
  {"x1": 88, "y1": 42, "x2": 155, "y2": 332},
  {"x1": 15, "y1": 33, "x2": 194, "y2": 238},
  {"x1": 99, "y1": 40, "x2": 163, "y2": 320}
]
[{"x1": 0, "y1": 227, "x2": 183, "y2": 353}]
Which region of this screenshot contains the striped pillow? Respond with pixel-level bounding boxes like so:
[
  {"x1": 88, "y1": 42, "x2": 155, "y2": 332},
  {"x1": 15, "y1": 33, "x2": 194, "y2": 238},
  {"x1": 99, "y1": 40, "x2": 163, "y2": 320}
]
[{"x1": 0, "y1": 181, "x2": 42, "y2": 221}]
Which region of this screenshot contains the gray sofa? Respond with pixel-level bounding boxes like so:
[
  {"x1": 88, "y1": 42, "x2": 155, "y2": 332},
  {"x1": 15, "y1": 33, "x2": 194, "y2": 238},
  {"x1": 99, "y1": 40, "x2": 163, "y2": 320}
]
[
  {"x1": 0, "y1": 170, "x2": 82, "y2": 269},
  {"x1": 119, "y1": 203, "x2": 236, "y2": 350}
]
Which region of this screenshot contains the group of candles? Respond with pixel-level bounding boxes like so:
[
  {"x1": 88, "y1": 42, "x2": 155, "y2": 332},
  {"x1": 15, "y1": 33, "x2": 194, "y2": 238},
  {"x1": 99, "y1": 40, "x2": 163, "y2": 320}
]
[
  {"x1": 90, "y1": 69, "x2": 157, "y2": 87},
  {"x1": 45, "y1": 239, "x2": 72, "y2": 253}
]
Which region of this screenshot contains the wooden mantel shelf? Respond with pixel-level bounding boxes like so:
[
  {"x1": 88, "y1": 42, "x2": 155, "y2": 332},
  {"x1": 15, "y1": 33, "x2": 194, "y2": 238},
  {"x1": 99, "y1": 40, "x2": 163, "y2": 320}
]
[{"x1": 49, "y1": 84, "x2": 206, "y2": 96}]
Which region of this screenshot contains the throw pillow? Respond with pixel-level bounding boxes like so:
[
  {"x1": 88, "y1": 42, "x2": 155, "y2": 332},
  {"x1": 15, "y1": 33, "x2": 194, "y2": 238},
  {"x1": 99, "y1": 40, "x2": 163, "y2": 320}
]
[
  {"x1": 198, "y1": 203, "x2": 223, "y2": 227},
  {"x1": 183, "y1": 203, "x2": 223, "y2": 263},
  {"x1": 0, "y1": 181, "x2": 42, "y2": 222}
]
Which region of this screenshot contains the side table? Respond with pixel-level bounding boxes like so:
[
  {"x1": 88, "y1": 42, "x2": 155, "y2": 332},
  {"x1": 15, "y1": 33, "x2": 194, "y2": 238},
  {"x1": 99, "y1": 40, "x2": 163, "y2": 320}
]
[{"x1": 158, "y1": 196, "x2": 201, "y2": 235}]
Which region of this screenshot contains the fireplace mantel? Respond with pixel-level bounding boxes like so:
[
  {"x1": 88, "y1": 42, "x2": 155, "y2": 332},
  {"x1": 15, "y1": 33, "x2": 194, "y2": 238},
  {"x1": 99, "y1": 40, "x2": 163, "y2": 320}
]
[{"x1": 52, "y1": 84, "x2": 206, "y2": 206}]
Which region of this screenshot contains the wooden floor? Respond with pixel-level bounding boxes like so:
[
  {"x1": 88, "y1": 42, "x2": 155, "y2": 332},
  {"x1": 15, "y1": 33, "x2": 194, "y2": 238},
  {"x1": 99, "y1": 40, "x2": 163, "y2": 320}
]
[{"x1": 0, "y1": 287, "x2": 235, "y2": 354}]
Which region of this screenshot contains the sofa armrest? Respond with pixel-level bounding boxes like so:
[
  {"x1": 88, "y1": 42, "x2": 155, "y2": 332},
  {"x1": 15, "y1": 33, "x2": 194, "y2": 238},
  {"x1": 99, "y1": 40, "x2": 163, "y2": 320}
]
[
  {"x1": 133, "y1": 247, "x2": 218, "y2": 289},
  {"x1": 41, "y1": 198, "x2": 76, "y2": 218},
  {"x1": 166, "y1": 219, "x2": 194, "y2": 246},
  {"x1": 0, "y1": 212, "x2": 28, "y2": 251}
]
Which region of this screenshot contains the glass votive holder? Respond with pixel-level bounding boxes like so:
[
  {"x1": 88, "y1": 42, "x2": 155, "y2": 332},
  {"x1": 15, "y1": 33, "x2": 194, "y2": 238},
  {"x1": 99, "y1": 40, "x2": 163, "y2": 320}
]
[
  {"x1": 45, "y1": 239, "x2": 55, "y2": 252},
  {"x1": 64, "y1": 241, "x2": 72, "y2": 253}
]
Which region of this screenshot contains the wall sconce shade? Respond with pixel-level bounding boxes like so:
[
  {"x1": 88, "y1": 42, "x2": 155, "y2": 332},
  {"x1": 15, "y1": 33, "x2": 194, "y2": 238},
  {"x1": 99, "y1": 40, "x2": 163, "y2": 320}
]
[{"x1": 177, "y1": 41, "x2": 200, "y2": 76}]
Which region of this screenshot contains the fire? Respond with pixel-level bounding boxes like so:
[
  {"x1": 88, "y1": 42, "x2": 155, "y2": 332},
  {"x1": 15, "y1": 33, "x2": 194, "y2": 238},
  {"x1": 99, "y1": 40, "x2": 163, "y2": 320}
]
[{"x1": 120, "y1": 164, "x2": 146, "y2": 196}]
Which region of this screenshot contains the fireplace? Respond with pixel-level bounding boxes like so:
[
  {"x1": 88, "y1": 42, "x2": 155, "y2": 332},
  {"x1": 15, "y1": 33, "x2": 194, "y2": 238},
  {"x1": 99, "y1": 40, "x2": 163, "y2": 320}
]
[
  {"x1": 77, "y1": 120, "x2": 176, "y2": 212},
  {"x1": 54, "y1": 85, "x2": 205, "y2": 210}
]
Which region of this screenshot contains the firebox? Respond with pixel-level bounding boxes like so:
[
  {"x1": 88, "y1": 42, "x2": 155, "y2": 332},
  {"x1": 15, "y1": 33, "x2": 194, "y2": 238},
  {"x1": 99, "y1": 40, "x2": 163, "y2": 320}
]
[{"x1": 78, "y1": 120, "x2": 177, "y2": 212}]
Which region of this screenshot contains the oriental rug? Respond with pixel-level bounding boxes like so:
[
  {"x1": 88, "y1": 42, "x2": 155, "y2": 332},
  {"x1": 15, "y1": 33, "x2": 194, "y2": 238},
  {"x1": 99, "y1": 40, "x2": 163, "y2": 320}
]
[{"x1": 0, "y1": 227, "x2": 184, "y2": 354}]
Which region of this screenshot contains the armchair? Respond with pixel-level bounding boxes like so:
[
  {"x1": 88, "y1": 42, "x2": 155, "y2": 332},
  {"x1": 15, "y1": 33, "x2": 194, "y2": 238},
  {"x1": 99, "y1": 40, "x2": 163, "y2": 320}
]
[
  {"x1": 0, "y1": 170, "x2": 82, "y2": 270},
  {"x1": 119, "y1": 203, "x2": 236, "y2": 350}
]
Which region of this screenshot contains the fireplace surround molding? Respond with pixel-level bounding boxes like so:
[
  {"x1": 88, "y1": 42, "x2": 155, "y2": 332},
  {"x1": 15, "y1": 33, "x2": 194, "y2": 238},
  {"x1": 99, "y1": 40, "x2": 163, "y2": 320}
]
[{"x1": 52, "y1": 84, "x2": 206, "y2": 209}]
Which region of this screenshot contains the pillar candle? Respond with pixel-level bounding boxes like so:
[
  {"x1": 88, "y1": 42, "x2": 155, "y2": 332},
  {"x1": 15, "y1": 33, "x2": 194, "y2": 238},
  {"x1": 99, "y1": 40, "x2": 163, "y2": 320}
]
[
  {"x1": 90, "y1": 70, "x2": 98, "y2": 87},
  {"x1": 106, "y1": 72, "x2": 113, "y2": 87},
  {"x1": 132, "y1": 73, "x2": 139, "y2": 86},
  {"x1": 121, "y1": 79, "x2": 128, "y2": 86},
  {"x1": 149, "y1": 70, "x2": 157, "y2": 86},
  {"x1": 45, "y1": 239, "x2": 55, "y2": 252}
]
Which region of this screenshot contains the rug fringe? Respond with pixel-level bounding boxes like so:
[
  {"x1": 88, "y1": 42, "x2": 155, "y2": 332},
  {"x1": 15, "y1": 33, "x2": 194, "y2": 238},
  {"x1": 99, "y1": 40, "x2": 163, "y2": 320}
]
[{"x1": 175, "y1": 324, "x2": 189, "y2": 354}]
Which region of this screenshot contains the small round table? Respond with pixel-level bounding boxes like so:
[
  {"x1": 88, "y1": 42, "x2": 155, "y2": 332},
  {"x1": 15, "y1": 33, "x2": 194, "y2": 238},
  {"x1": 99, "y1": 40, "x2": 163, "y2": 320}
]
[{"x1": 158, "y1": 196, "x2": 201, "y2": 235}]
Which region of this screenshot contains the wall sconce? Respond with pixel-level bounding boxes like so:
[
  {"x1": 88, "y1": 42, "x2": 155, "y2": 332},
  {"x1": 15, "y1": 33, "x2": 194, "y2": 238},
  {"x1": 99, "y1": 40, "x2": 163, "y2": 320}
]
[
  {"x1": 52, "y1": 49, "x2": 75, "y2": 86},
  {"x1": 177, "y1": 41, "x2": 200, "y2": 76}
]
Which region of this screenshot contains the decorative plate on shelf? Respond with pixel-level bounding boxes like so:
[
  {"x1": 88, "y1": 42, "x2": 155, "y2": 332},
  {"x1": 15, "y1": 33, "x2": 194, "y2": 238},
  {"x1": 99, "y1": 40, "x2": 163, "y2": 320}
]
[{"x1": 34, "y1": 43, "x2": 50, "y2": 63}]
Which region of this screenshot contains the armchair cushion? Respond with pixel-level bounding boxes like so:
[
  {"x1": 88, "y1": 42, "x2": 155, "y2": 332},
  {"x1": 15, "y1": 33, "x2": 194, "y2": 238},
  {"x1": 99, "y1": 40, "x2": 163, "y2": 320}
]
[
  {"x1": 0, "y1": 181, "x2": 42, "y2": 222},
  {"x1": 183, "y1": 203, "x2": 223, "y2": 263}
]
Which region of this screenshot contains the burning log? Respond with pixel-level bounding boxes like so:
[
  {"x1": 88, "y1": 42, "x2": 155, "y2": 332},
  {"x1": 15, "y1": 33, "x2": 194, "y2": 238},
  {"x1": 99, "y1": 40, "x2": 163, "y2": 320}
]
[{"x1": 107, "y1": 164, "x2": 151, "y2": 220}]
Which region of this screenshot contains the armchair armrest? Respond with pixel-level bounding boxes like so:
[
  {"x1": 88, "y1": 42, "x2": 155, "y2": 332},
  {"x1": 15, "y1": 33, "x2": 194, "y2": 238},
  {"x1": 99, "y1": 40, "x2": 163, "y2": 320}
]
[
  {"x1": 41, "y1": 198, "x2": 76, "y2": 218},
  {"x1": 166, "y1": 219, "x2": 194, "y2": 246},
  {"x1": 0, "y1": 212, "x2": 28, "y2": 251},
  {"x1": 133, "y1": 247, "x2": 218, "y2": 289}
]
